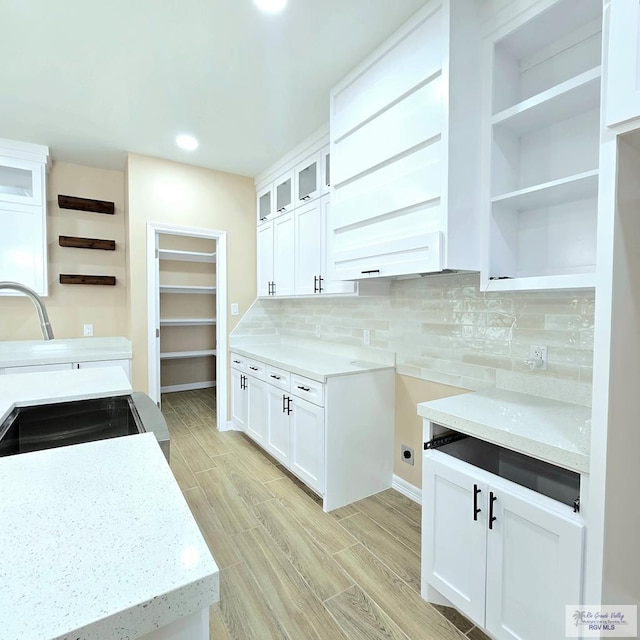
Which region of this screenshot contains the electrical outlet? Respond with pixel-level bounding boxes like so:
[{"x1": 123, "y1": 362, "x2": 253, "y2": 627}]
[
  {"x1": 401, "y1": 445, "x2": 414, "y2": 466},
  {"x1": 315, "y1": 324, "x2": 321, "y2": 338},
  {"x1": 529, "y1": 345, "x2": 548, "y2": 370},
  {"x1": 363, "y1": 329, "x2": 371, "y2": 346},
  {"x1": 83, "y1": 323, "x2": 94, "y2": 337},
  {"x1": 230, "y1": 303, "x2": 239, "y2": 316}
]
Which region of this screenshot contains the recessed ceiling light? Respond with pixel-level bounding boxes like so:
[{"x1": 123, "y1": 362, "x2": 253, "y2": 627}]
[
  {"x1": 254, "y1": 0, "x2": 287, "y2": 13},
  {"x1": 176, "y1": 134, "x2": 198, "y2": 151}
]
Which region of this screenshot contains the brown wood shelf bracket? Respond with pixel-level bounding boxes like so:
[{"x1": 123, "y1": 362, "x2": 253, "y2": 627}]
[
  {"x1": 59, "y1": 236, "x2": 116, "y2": 251},
  {"x1": 58, "y1": 194, "x2": 115, "y2": 215},
  {"x1": 59, "y1": 274, "x2": 117, "y2": 286}
]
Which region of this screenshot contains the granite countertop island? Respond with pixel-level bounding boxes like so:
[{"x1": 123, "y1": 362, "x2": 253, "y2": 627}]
[
  {"x1": 0, "y1": 367, "x2": 219, "y2": 640},
  {"x1": 418, "y1": 388, "x2": 591, "y2": 473}
]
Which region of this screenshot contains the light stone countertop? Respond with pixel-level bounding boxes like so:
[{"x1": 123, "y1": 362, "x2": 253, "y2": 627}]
[
  {"x1": 230, "y1": 343, "x2": 394, "y2": 382},
  {"x1": 418, "y1": 388, "x2": 591, "y2": 473},
  {"x1": 0, "y1": 337, "x2": 132, "y2": 368},
  {"x1": 0, "y1": 367, "x2": 219, "y2": 640}
]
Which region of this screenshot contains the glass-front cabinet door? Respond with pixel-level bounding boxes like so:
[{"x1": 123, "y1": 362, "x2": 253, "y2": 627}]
[
  {"x1": 274, "y1": 169, "x2": 295, "y2": 216},
  {"x1": 321, "y1": 145, "x2": 330, "y2": 196},
  {"x1": 257, "y1": 184, "x2": 273, "y2": 225},
  {"x1": 0, "y1": 156, "x2": 43, "y2": 207},
  {"x1": 295, "y1": 152, "x2": 322, "y2": 204}
]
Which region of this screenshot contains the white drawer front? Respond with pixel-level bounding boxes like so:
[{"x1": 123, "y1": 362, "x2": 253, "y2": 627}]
[
  {"x1": 245, "y1": 358, "x2": 266, "y2": 380},
  {"x1": 230, "y1": 352, "x2": 246, "y2": 372},
  {"x1": 290, "y1": 374, "x2": 325, "y2": 406},
  {"x1": 266, "y1": 365, "x2": 290, "y2": 391}
]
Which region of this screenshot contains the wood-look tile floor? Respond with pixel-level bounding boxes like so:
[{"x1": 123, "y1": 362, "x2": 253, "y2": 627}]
[{"x1": 162, "y1": 390, "x2": 490, "y2": 640}]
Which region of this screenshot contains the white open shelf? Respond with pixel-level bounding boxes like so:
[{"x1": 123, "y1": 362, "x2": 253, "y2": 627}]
[
  {"x1": 159, "y1": 249, "x2": 216, "y2": 263},
  {"x1": 159, "y1": 285, "x2": 216, "y2": 295},
  {"x1": 160, "y1": 318, "x2": 216, "y2": 327},
  {"x1": 491, "y1": 169, "x2": 598, "y2": 211},
  {"x1": 486, "y1": 272, "x2": 595, "y2": 292},
  {"x1": 491, "y1": 66, "x2": 601, "y2": 134},
  {"x1": 160, "y1": 349, "x2": 217, "y2": 360}
]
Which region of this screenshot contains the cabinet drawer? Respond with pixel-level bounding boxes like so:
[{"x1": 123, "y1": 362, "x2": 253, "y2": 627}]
[
  {"x1": 245, "y1": 358, "x2": 266, "y2": 380},
  {"x1": 266, "y1": 365, "x2": 290, "y2": 391},
  {"x1": 290, "y1": 374, "x2": 324, "y2": 406},
  {"x1": 230, "y1": 352, "x2": 246, "y2": 372}
]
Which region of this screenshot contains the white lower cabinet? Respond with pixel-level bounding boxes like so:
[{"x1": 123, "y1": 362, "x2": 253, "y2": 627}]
[
  {"x1": 290, "y1": 395, "x2": 324, "y2": 494},
  {"x1": 246, "y1": 375, "x2": 266, "y2": 446},
  {"x1": 265, "y1": 383, "x2": 291, "y2": 465},
  {"x1": 423, "y1": 451, "x2": 584, "y2": 640},
  {"x1": 230, "y1": 368, "x2": 247, "y2": 431},
  {"x1": 230, "y1": 351, "x2": 394, "y2": 511}
]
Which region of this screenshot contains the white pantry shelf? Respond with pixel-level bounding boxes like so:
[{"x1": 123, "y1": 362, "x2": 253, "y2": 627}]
[
  {"x1": 159, "y1": 285, "x2": 216, "y2": 295},
  {"x1": 485, "y1": 272, "x2": 595, "y2": 292},
  {"x1": 160, "y1": 318, "x2": 216, "y2": 327},
  {"x1": 491, "y1": 66, "x2": 601, "y2": 134},
  {"x1": 491, "y1": 169, "x2": 599, "y2": 211},
  {"x1": 160, "y1": 349, "x2": 217, "y2": 360},
  {"x1": 159, "y1": 249, "x2": 216, "y2": 263}
]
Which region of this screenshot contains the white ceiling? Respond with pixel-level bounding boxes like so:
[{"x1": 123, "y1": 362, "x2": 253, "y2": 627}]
[{"x1": 0, "y1": 0, "x2": 427, "y2": 178}]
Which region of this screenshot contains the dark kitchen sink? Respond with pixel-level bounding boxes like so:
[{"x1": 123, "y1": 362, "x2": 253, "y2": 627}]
[{"x1": 0, "y1": 393, "x2": 170, "y2": 460}]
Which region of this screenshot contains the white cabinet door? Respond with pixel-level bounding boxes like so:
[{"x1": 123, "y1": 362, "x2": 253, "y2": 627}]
[
  {"x1": 294, "y1": 200, "x2": 322, "y2": 295},
  {"x1": 230, "y1": 369, "x2": 247, "y2": 430},
  {"x1": 321, "y1": 198, "x2": 356, "y2": 295},
  {"x1": 0, "y1": 203, "x2": 47, "y2": 296},
  {"x1": 257, "y1": 221, "x2": 274, "y2": 297},
  {"x1": 485, "y1": 487, "x2": 584, "y2": 640},
  {"x1": 295, "y1": 151, "x2": 322, "y2": 204},
  {"x1": 265, "y1": 384, "x2": 290, "y2": 465},
  {"x1": 423, "y1": 453, "x2": 488, "y2": 627},
  {"x1": 320, "y1": 145, "x2": 330, "y2": 196},
  {"x1": 76, "y1": 359, "x2": 131, "y2": 381},
  {"x1": 606, "y1": 0, "x2": 640, "y2": 127},
  {"x1": 273, "y1": 211, "x2": 295, "y2": 297},
  {"x1": 274, "y1": 169, "x2": 295, "y2": 216},
  {"x1": 246, "y1": 375, "x2": 266, "y2": 445},
  {"x1": 257, "y1": 184, "x2": 273, "y2": 225},
  {"x1": 290, "y1": 396, "x2": 324, "y2": 494},
  {"x1": 0, "y1": 155, "x2": 44, "y2": 207}
]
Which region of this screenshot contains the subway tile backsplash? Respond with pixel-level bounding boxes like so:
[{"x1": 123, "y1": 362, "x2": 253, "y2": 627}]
[{"x1": 232, "y1": 273, "x2": 594, "y2": 404}]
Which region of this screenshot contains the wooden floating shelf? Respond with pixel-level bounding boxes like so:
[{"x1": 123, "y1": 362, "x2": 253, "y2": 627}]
[
  {"x1": 59, "y1": 236, "x2": 116, "y2": 251},
  {"x1": 58, "y1": 194, "x2": 115, "y2": 215},
  {"x1": 60, "y1": 274, "x2": 117, "y2": 286}
]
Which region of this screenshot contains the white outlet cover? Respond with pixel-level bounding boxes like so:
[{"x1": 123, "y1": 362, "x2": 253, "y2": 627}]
[
  {"x1": 230, "y1": 303, "x2": 239, "y2": 316},
  {"x1": 83, "y1": 324, "x2": 94, "y2": 337}
]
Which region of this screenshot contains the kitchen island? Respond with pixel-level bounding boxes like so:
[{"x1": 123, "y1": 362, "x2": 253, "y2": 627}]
[{"x1": 0, "y1": 367, "x2": 219, "y2": 640}]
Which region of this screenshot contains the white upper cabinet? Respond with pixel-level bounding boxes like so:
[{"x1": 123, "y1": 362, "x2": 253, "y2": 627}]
[
  {"x1": 256, "y1": 183, "x2": 273, "y2": 225},
  {"x1": 295, "y1": 151, "x2": 322, "y2": 204},
  {"x1": 605, "y1": 0, "x2": 640, "y2": 128},
  {"x1": 256, "y1": 221, "x2": 274, "y2": 297},
  {"x1": 274, "y1": 169, "x2": 295, "y2": 216},
  {"x1": 0, "y1": 139, "x2": 49, "y2": 296},
  {"x1": 329, "y1": 0, "x2": 482, "y2": 280},
  {"x1": 481, "y1": 0, "x2": 602, "y2": 292},
  {"x1": 320, "y1": 145, "x2": 330, "y2": 196}
]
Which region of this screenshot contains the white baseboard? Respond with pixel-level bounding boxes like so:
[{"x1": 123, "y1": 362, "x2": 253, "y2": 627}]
[
  {"x1": 219, "y1": 420, "x2": 238, "y2": 432},
  {"x1": 161, "y1": 380, "x2": 216, "y2": 393},
  {"x1": 392, "y1": 475, "x2": 422, "y2": 505}
]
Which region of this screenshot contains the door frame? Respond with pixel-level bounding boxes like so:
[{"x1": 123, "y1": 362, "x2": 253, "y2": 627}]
[{"x1": 146, "y1": 222, "x2": 228, "y2": 429}]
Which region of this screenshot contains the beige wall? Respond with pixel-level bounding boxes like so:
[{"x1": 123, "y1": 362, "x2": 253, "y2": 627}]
[
  {"x1": 0, "y1": 162, "x2": 127, "y2": 341},
  {"x1": 394, "y1": 374, "x2": 469, "y2": 488},
  {"x1": 126, "y1": 153, "x2": 256, "y2": 401}
]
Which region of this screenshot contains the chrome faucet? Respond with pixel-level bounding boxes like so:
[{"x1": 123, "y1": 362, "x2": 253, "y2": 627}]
[{"x1": 0, "y1": 281, "x2": 55, "y2": 340}]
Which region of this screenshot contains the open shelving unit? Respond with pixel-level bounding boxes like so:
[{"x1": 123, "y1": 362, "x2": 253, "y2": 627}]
[
  {"x1": 482, "y1": 0, "x2": 602, "y2": 291},
  {"x1": 159, "y1": 237, "x2": 217, "y2": 394}
]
